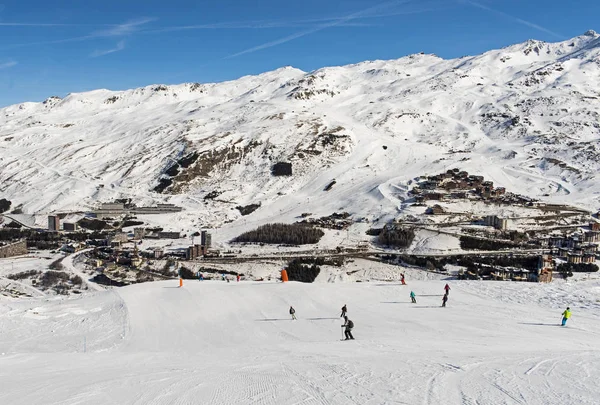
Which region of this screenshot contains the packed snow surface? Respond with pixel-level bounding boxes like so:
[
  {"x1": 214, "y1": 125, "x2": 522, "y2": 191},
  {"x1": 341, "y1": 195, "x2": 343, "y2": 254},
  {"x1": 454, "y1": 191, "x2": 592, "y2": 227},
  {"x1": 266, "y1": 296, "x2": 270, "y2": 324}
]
[{"x1": 1, "y1": 277, "x2": 599, "y2": 404}]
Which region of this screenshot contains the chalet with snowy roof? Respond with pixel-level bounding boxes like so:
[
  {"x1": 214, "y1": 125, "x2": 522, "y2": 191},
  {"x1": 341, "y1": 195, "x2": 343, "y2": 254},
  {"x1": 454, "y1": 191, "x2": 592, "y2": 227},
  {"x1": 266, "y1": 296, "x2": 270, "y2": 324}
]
[
  {"x1": 457, "y1": 180, "x2": 471, "y2": 189},
  {"x1": 451, "y1": 191, "x2": 468, "y2": 199},
  {"x1": 422, "y1": 192, "x2": 445, "y2": 201},
  {"x1": 422, "y1": 181, "x2": 439, "y2": 190},
  {"x1": 427, "y1": 205, "x2": 446, "y2": 215},
  {"x1": 469, "y1": 175, "x2": 484, "y2": 183},
  {"x1": 443, "y1": 181, "x2": 458, "y2": 190}
]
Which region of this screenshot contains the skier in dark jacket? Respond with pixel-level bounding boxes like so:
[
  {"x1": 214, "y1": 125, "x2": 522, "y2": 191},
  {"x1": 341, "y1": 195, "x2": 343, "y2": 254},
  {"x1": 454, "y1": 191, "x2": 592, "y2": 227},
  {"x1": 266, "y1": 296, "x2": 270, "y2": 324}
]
[
  {"x1": 442, "y1": 293, "x2": 448, "y2": 307},
  {"x1": 342, "y1": 315, "x2": 354, "y2": 340},
  {"x1": 289, "y1": 306, "x2": 297, "y2": 320},
  {"x1": 340, "y1": 304, "x2": 347, "y2": 318}
]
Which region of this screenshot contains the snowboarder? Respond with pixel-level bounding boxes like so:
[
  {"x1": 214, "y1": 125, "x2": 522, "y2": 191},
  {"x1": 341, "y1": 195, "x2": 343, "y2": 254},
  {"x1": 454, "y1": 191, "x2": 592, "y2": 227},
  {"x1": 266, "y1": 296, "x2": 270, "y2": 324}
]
[
  {"x1": 341, "y1": 315, "x2": 354, "y2": 340},
  {"x1": 340, "y1": 304, "x2": 347, "y2": 318},
  {"x1": 410, "y1": 291, "x2": 416, "y2": 304},
  {"x1": 401, "y1": 273, "x2": 406, "y2": 285},
  {"x1": 561, "y1": 307, "x2": 571, "y2": 326},
  {"x1": 289, "y1": 306, "x2": 297, "y2": 320},
  {"x1": 442, "y1": 293, "x2": 448, "y2": 307},
  {"x1": 444, "y1": 283, "x2": 451, "y2": 296}
]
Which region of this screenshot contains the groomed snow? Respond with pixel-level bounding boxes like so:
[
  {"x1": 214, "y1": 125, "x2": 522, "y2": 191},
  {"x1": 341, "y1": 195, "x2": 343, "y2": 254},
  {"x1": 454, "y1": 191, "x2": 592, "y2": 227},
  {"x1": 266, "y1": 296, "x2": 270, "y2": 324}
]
[{"x1": 1, "y1": 276, "x2": 599, "y2": 404}]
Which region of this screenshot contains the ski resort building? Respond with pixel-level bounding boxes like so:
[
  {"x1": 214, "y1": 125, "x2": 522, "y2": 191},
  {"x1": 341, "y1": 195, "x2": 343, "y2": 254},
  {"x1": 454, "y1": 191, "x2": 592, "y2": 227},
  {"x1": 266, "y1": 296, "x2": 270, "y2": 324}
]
[
  {"x1": 63, "y1": 222, "x2": 78, "y2": 232},
  {"x1": 584, "y1": 231, "x2": 600, "y2": 243},
  {"x1": 94, "y1": 202, "x2": 183, "y2": 218},
  {"x1": 48, "y1": 215, "x2": 60, "y2": 231},
  {"x1": 537, "y1": 254, "x2": 553, "y2": 283},
  {"x1": 158, "y1": 231, "x2": 180, "y2": 239},
  {"x1": 483, "y1": 215, "x2": 508, "y2": 231},
  {"x1": 427, "y1": 205, "x2": 446, "y2": 215}
]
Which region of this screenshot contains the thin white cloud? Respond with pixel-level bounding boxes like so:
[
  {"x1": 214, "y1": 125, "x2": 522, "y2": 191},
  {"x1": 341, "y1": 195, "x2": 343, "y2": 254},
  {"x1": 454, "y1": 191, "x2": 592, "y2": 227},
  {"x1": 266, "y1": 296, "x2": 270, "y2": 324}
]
[
  {"x1": 462, "y1": 0, "x2": 564, "y2": 39},
  {"x1": 0, "y1": 60, "x2": 17, "y2": 69},
  {"x1": 145, "y1": 21, "x2": 372, "y2": 34},
  {"x1": 2, "y1": 17, "x2": 155, "y2": 50},
  {"x1": 0, "y1": 22, "x2": 118, "y2": 27},
  {"x1": 146, "y1": 3, "x2": 444, "y2": 34},
  {"x1": 90, "y1": 40, "x2": 126, "y2": 57},
  {"x1": 225, "y1": 0, "x2": 416, "y2": 59},
  {"x1": 92, "y1": 17, "x2": 156, "y2": 37}
]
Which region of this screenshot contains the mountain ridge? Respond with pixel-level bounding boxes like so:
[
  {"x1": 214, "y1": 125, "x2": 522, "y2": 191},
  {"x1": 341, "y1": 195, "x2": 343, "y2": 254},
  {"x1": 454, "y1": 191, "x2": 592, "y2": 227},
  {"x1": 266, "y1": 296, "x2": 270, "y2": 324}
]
[{"x1": 0, "y1": 31, "x2": 599, "y2": 233}]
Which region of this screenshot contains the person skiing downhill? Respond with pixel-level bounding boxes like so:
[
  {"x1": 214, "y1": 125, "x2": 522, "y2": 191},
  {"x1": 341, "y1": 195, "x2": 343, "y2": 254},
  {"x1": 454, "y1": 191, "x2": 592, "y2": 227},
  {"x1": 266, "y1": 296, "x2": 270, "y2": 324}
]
[
  {"x1": 410, "y1": 291, "x2": 417, "y2": 304},
  {"x1": 561, "y1": 307, "x2": 571, "y2": 326},
  {"x1": 401, "y1": 273, "x2": 406, "y2": 285},
  {"x1": 442, "y1": 293, "x2": 448, "y2": 307},
  {"x1": 340, "y1": 304, "x2": 347, "y2": 318},
  {"x1": 289, "y1": 306, "x2": 297, "y2": 320},
  {"x1": 341, "y1": 315, "x2": 354, "y2": 340},
  {"x1": 236, "y1": 274, "x2": 241, "y2": 282},
  {"x1": 444, "y1": 284, "x2": 451, "y2": 296}
]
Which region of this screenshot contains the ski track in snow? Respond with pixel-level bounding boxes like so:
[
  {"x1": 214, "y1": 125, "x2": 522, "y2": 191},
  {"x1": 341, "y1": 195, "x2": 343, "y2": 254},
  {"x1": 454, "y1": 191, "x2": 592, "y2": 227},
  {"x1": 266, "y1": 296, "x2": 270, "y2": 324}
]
[{"x1": 1, "y1": 278, "x2": 600, "y2": 404}]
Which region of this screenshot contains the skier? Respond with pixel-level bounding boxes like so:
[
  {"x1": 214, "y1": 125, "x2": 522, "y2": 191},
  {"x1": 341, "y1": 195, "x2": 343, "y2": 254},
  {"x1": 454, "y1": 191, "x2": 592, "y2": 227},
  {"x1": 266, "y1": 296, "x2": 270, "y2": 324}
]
[
  {"x1": 561, "y1": 307, "x2": 571, "y2": 326},
  {"x1": 340, "y1": 304, "x2": 347, "y2": 318},
  {"x1": 289, "y1": 306, "x2": 297, "y2": 320},
  {"x1": 236, "y1": 274, "x2": 241, "y2": 282},
  {"x1": 442, "y1": 293, "x2": 448, "y2": 307},
  {"x1": 410, "y1": 291, "x2": 417, "y2": 304},
  {"x1": 341, "y1": 315, "x2": 354, "y2": 340},
  {"x1": 401, "y1": 273, "x2": 406, "y2": 285},
  {"x1": 444, "y1": 283, "x2": 451, "y2": 296}
]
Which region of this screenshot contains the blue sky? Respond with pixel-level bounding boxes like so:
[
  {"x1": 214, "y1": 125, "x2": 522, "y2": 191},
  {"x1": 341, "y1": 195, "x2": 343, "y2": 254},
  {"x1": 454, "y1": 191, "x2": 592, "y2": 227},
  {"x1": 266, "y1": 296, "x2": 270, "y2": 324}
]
[{"x1": 0, "y1": 0, "x2": 597, "y2": 107}]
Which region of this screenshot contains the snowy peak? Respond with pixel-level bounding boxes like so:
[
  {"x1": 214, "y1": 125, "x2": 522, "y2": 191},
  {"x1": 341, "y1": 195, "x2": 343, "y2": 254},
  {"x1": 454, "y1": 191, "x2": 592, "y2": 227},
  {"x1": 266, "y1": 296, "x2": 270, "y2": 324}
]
[{"x1": 0, "y1": 32, "x2": 599, "y2": 223}]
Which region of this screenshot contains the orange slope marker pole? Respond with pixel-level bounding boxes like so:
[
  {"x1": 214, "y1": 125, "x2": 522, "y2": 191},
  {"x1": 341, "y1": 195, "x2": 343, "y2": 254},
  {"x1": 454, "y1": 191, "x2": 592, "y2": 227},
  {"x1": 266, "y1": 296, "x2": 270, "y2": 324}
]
[
  {"x1": 281, "y1": 269, "x2": 288, "y2": 282},
  {"x1": 179, "y1": 278, "x2": 183, "y2": 287}
]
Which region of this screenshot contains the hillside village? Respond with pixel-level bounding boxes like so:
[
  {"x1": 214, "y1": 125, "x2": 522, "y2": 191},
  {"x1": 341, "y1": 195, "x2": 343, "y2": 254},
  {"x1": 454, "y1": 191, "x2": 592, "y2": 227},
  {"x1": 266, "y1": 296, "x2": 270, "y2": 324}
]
[
  {"x1": 1, "y1": 167, "x2": 598, "y2": 296},
  {"x1": 2, "y1": 31, "x2": 600, "y2": 295}
]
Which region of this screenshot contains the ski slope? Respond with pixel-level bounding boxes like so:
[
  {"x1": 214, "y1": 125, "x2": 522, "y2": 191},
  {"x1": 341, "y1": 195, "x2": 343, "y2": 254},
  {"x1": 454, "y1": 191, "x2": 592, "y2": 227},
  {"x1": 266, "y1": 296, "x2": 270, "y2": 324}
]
[{"x1": 1, "y1": 278, "x2": 599, "y2": 404}]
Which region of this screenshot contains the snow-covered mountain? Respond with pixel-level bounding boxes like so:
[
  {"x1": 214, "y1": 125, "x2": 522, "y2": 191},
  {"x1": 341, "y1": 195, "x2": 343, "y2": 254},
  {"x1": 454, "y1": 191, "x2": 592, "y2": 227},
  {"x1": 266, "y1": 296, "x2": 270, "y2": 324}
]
[{"x1": 1, "y1": 31, "x2": 599, "y2": 232}]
